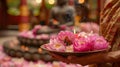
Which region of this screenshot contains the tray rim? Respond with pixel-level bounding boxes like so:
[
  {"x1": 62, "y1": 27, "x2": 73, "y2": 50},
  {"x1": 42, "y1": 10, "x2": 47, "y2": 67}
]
[{"x1": 41, "y1": 45, "x2": 108, "y2": 54}]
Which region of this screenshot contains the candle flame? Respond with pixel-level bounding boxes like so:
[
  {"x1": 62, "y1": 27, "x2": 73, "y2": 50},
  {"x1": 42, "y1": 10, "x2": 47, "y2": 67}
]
[{"x1": 74, "y1": 28, "x2": 76, "y2": 34}]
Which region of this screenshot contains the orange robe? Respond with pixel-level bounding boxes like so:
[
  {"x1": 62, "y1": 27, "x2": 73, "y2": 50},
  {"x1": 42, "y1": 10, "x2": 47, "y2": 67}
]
[{"x1": 99, "y1": 0, "x2": 120, "y2": 67}]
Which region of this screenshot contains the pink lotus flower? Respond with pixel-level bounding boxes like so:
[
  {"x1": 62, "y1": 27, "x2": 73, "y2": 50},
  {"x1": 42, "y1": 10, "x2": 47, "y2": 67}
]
[
  {"x1": 26, "y1": 31, "x2": 35, "y2": 38},
  {"x1": 66, "y1": 64, "x2": 79, "y2": 67},
  {"x1": 73, "y1": 38, "x2": 92, "y2": 52},
  {"x1": 65, "y1": 45, "x2": 73, "y2": 52},
  {"x1": 50, "y1": 34, "x2": 57, "y2": 39},
  {"x1": 90, "y1": 23, "x2": 99, "y2": 33},
  {"x1": 53, "y1": 61, "x2": 60, "y2": 67},
  {"x1": 22, "y1": 62, "x2": 29, "y2": 67},
  {"x1": 3, "y1": 56, "x2": 11, "y2": 61},
  {"x1": 88, "y1": 33, "x2": 100, "y2": 45},
  {"x1": 76, "y1": 64, "x2": 86, "y2": 67},
  {"x1": 46, "y1": 63, "x2": 53, "y2": 67},
  {"x1": 44, "y1": 44, "x2": 53, "y2": 51},
  {"x1": 19, "y1": 31, "x2": 34, "y2": 38},
  {"x1": 1, "y1": 61, "x2": 13, "y2": 67},
  {"x1": 32, "y1": 25, "x2": 41, "y2": 35},
  {"x1": 40, "y1": 34, "x2": 49, "y2": 39},
  {"x1": 18, "y1": 31, "x2": 28, "y2": 37},
  {"x1": 60, "y1": 25, "x2": 67, "y2": 30},
  {"x1": 87, "y1": 33, "x2": 108, "y2": 50},
  {"x1": 36, "y1": 34, "x2": 49, "y2": 39},
  {"x1": 20, "y1": 61, "x2": 29, "y2": 67},
  {"x1": 35, "y1": 35, "x2": 43, "y2": 39},
  {"x1": 90, "y1": 32, "x2": 99, "y2": 37},
  {"x1": 80, "y1": 23, "x2": 99, "y2": 33},
  {"x1": 58, "y1": 31, "x2": 75, "y2": 46},
  {"x1": 0, "y1": 45, "x2": 3, "y2": 51},
  {"x1": 93, "y1": 36, "x2": 108, "y2": 50},
  {"x1": 0, "y1": 53, "x2": 6, "y2": 60},
  {"x1": 8, "y1": 61, "x2": 15, "y2": 67},
  {"x1": 46, "y1": 38, "x2": 66, "y2": 52},
  {"x1": 34, "y1": 25, "x2": 42, "y2": 30},
  {"x1": 77, "y1": 32, "x2": 94, "y2": 39}
]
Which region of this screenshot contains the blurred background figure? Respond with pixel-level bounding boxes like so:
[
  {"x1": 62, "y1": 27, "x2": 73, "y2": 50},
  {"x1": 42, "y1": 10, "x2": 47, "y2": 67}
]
[
  {"x1": 75, "y1": 4, "x2": 89, "y2": 22},
  {"x1": 49, "y1": 0, "x2": 75, "y2": 26}
]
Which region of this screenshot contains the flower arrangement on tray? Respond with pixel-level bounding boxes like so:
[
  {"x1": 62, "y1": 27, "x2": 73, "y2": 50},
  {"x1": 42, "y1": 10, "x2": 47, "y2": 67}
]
[{"x1": 41, "y1": 31, "x2": 109, "y2": 57}]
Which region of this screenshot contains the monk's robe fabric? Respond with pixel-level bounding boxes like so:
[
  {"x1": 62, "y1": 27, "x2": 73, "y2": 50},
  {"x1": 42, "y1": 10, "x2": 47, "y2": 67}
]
[{"x1": 99, "y1": 0, "x2": 120, "y2": 67}]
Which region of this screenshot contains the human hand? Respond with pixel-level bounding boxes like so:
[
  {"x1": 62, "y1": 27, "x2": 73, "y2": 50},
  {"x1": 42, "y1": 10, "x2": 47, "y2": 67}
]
[
  {"x1": 49, "y1": 52, "x2": 108, "y2": 66},
  {"x1": 48, "y1": 52, "x2": 70, "y2": 63}
]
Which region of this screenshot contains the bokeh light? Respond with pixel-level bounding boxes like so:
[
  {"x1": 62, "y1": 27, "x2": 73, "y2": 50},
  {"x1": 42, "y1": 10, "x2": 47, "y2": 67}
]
[
  {"x1": 78, "y1": 0, "x2": 85, "y2": 4},
  {"x1": 36, "y1": 0, "x2": 42, "y2": 4},
  {"x1": 48, "y1": 0, "x2": 55, "y2": 5}
]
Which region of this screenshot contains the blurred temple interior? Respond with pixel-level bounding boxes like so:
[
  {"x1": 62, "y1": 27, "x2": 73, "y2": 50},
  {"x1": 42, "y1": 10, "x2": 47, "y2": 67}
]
[
  {"x1": 0, "y1": 0, "x2": 104, "y2": 30},
  {"x1": 0, "y1": 0, "x2": 104, "y2": 42},
  {"x1": 0, "y1": 0, "x2": 118, "y2": 67}
]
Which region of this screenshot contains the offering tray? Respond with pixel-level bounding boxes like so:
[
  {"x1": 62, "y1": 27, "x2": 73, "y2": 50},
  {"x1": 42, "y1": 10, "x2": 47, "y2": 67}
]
[{"x1": 41, "y1": 45, "x2": 108, "y2": 57}]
